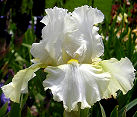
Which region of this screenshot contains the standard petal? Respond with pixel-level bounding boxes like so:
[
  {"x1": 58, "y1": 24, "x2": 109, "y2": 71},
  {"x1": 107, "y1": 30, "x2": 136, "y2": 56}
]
[
  {"x1": 1, "y1": 63, "x2": 45, "y2": 103},
  {"x1": 41, "y1": 7, "x2": 68, "y2": 40},
  {"x1": 100, "y1": 57, "x2": 135, "y2": 98},
  {"x1": 63, "y1": 5, "x2": 104, "y2": 63},
  {"x1": 43, "y1": 60, "x2": 110, "y2": 111},
  {"x1": 72, "y1": 5, "x2": 104, "y2": 26},
  {"x1": 31, "y1": 7, "x2": 69, "y2": 65},
  {"x1": 31, "y1": 6, "x2": 105, "y2": 65},
  {"x1": 31, "y1": 40, "x2": 56, "y2": 65},
  {"x1": 40, "y1": 15, "x2": 49, "y2": 25}
]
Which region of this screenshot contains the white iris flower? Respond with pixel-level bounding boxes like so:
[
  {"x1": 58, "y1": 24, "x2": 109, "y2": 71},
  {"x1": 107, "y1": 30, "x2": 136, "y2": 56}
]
[{"x1": 1, "y1": 5, "x2": 135, "y2": 112}]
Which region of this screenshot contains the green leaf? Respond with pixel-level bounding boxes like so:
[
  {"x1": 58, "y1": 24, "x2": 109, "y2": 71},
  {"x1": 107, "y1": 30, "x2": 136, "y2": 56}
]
[
  {"x1": 26, "y1": 107, "x2": 32, "y2": 117},
  {"x1": 119, "y1": 99, "x2": 137, "y2": 117},
  {"x1": 21, "y1": 0, "x2": 33, "y2": 14},
  {"x1": 0, "y1": 102, "x2": 8, "y2": 117},
  {"x1": 133, "y1": 111, "x2": 137, "y2": 117},
  {"x1": 22, "y1": 43, "x2": 32, "y2": 49},
  {"x1": 35, "y1": 93, "x2": 44, "y2": 101},
  {"x1": 94, "y1": 0, "x2": 113, "y2": 23},
  {"x1": 64, "y1": 110, "x2": 80, "y2": 117},
  {"x1": 122, "y1": 109, "x2": 126, "y2": 117},
  {"x1": 99, "y1": 103, "x2": 106, "y2": 117},
  {"x1": 45, "y1": 0, "x2": 58, "y2": 8},
  {"x1": 89, "y1": 102, "x2": 102, "y2": 117},
  {"x1": 80, "y1": 108, "x2": 89, "y2": 117},
  {"x1": 110, "y1": 105, "x2": 119, "y2": 117},
  {"x1": 20, "y1": 94, "x2": 28, "y2": 109},
  {"x1": 9, "y1": 103, "x2": 21, "y2": 117},
  {"x1": 64, "y1": 0, "x2": 91, "y2": 12}
]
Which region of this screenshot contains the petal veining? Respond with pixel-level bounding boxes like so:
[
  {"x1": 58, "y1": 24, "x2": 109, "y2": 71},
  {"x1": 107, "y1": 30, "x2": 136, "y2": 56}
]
[
  {"x1": 31, "y1": 7, "x2": 69, "y2": 65},
  {"x1": 31, "y1": 6, "x2": 105, "y2": 65},
  {"x1": 1, "y1": 63, "x2": 45, "y2": 103},
  {"x1": 100, "y1": 57, "x2": 135, "y2": 98},
  {"x1": 63, "y1": 5, "x2": 104, "y2": 63},
  {"x1": 43, "y1": 60, "x2": 110, "y2": 111}
]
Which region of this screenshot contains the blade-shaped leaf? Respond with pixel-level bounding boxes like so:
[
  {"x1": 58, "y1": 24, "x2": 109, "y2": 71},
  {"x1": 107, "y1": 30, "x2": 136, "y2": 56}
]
[
  {"x1": 9, "y1": 103, "x2": 21, "y2": 117},
  {"x1": 119, "y1": 99, "x2": 137, "y2": 117},
  {"x1": 110, "y1": 105, "x2": 118, "y2": 117},
  {"x1": 0, "y1": 102, "x2": 8, "y2": 117},
  {"x1": 133, "y1": 111, "x2": 137, "y2": 117},
  {"x1": 99, "y1": 103, "x2": 106, "y2": 117}
]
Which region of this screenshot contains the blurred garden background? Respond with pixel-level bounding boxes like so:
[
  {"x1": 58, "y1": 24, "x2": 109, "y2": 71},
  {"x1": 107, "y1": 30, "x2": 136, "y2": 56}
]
[{"x1": 0, "y1": 0, "x2": 137, "y2": 117}]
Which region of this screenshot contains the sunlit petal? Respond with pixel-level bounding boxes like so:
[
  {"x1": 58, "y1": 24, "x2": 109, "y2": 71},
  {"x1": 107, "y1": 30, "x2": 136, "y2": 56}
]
[
  {"x1": 64, "y1": 5, "x2": 104, "y2": 63},
  {"x1": 43, "y1": 60, "x2": 110, "y2": 111},
  {"x1": 1, "y1": 63, "x2": 45, "y2": 103},
  {"x1": 100, "y1": 57, "x2": 135, "y2": 98},
  {"x1": 31, "y1": 7, "x2": 69, "y2": 65}
]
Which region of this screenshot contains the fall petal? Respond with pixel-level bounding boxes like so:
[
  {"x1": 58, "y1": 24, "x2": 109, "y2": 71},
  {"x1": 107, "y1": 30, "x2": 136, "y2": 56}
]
[
  {"x1": 1, "y1": 63, "x2": 45, "y2": 103},
  {"x1": 43, "y1": 60, "x2": 110, "y2": 111},
  {"x1": 100, "y1": 57, "x2": 135, "y2": 98}
]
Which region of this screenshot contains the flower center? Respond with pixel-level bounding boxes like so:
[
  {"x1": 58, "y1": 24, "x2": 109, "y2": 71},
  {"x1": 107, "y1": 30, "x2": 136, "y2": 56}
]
[{"x1": 67, "y1": 59, "x2": 78, "y2": 64}]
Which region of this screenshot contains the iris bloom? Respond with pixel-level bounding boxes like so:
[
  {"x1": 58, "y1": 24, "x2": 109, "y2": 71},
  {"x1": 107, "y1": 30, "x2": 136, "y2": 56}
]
[{"x1": 1, "y1": 6, "x2": 135, "y2": 112}]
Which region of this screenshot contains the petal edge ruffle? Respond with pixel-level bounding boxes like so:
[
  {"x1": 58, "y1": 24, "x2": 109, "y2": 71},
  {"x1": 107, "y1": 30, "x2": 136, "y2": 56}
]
[
  {"x1": 43, "y1": 60, "x2": 110, "y2": 111},
  {"x1": 100, "y1": 57, "x2": 135, "y2": 98},
  {"x1": 1, "y1": 63, "x2": 45, "y2": 103}
]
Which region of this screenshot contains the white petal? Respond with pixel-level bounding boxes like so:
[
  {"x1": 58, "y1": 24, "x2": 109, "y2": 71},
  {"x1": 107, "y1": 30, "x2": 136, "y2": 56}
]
[
  {"x1": 31, "y1": 41, "x2": 56, "y2": 65},
  {"x1": 72, "y1": 5, "x2": 104, "y2": 26},
  {"x1": 100, "y1": 57, "x2": 135, "y2": 98},
  {"x1": 31, "y1": 6, "x2": 105, "y2": 64},
  {"x1": 31, "y1": 7, "x2": 69, "y2": 65},
  {"x1": 43, "y1": 60, "x2": 110, "y2": 111},
  {"x1": 63, "y1": 6, "x2": 104, "y2": 63},
  {"x1": 41, "y1": 7, "x2": 68, "y2": 40},
  {"x1": 1, "y1": 63, "x2": 45, "y2": 103},
  {"x1": 40, "y1": 15, "x2": 49, "y2": 25}
]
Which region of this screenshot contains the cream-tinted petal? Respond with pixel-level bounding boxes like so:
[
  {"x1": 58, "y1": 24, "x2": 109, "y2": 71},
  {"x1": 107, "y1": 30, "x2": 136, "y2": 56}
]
[
  {"x1": 1, "y1": 63, "x2": 45, "y2": 103},
  {"x1": 43, "y1": 60, "x2": 110, "y2": 111},
  {"x1": 100, "y1": 57, "x2": 135, "y2": 98}
]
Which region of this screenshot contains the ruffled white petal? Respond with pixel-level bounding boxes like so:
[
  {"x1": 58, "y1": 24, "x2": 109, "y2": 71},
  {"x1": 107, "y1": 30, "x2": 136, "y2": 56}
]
[
  {"x1": 31, "y1": 6, "x2": 105, "y2": 65},
  {"x1": 31, "y1": 7, "x2": 69, "y2": 65},
  {"x1": 1, "y1": 63, "x2": 45, "y2": 103},
  {"x1": 31, "y1": 40, "x2": 56, "y2": 65},
  {"x1": 100, "y1": 57, "x2": 135, "y2": 98},
  {"x1": 41, "y1": 7, "x2": 68, "y2": 40},
  {"x1": 43, "y1": 60, "x2": 110, "y2": 111},
  {"x1": 63, "y1": 5, "x2": 104, "y2": 63},
  {"x1": 71, "y1": 5, "x2": 104, "y2": 26}
]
